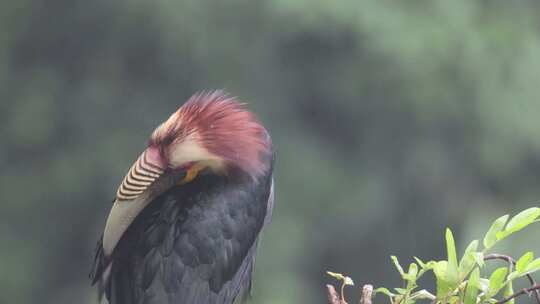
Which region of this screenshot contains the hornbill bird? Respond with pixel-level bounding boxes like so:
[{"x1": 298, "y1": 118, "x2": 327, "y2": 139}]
[{"x1": 90, "y1": 91, "x2": 274, "y2": 304}]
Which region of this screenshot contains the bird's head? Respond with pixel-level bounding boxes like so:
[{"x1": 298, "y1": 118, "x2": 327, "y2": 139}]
[
  {"x1": 103, "y1": 91, "x2": 272, "y2": 255},
  {"x1": 115, "y1": 91, "x2": 272, "y2": 201}
]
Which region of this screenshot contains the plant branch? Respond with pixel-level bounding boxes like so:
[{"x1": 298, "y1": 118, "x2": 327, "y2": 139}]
[
  {"x1": 484, "y1": 254, "x2": 515, "y2": 271},
  {"x1": 496, "y1": 285, "x2": 540, "y2": 304},
  {"x1": 484, "y1": 253, "x2": 540, "y2": 304}
]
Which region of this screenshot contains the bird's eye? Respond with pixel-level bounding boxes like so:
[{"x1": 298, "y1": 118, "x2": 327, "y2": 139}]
[
  {"x1": 157, "y1": 146, "x2": 170, "y2": 166},
  {"x1": 155, "y1": 135, "x2": 173, "y2": 151},
  {"x1": 163, "y1": 136, "x2": 174, "y2": 145}
]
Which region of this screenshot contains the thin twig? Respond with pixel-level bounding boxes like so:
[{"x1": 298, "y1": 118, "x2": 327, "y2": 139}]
[
  {"x1": 484, "y1": 254, "x2": 515, "y2": 271},
  {"x1": 327, "y1": 284, "x2": 347, "y2": 304},
  {"x1": 360, "y1": 284, "x2": 373, "y2": 304},
  {"x1": 485, "y1": 254, "x2": 540, "y2": 304},
  {"x1": 496, "y1": 285, "x2": 540, "y2": 304}
]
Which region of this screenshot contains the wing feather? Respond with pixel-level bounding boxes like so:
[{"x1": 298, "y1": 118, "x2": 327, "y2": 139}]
[{"x1": 92, "y1": 171, "x2": 273, "y2": 304}]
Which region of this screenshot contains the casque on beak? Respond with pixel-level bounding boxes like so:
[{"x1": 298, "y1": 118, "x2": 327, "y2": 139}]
[
  {"x1": 102, "y1": 145, "x2": 201, "y2": 256},
  {"x1": 102, "y1": 146, "x2": 169, "y2": 255},
  {"x1": 116, "y1": 146, "x2": 166, "y2": 201}
]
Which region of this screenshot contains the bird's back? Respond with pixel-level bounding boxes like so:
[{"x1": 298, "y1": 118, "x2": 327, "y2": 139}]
[{"x1": 92, "y1": 170, "x2": 273, "y2": 304}]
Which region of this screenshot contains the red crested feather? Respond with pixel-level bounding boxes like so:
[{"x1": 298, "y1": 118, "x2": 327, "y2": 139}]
[{"x1": 152, "y1": 90, "x2": 272, "y2": 177}]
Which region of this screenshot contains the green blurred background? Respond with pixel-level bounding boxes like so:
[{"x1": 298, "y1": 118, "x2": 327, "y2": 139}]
[{"x1": 3, "y1": 1, "x2": 540, "y2": 303}]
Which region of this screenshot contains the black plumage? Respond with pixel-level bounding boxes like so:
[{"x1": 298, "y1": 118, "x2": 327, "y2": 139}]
[
  {"x1": 91, "y1": 91, "x2": 274, "y2": 303},
  {"x1": 91, "y1": 167, "x2": 274, "y2": 304}
]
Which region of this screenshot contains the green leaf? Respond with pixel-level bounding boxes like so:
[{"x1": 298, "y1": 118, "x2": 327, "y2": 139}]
[
  {"x1": 496, "y1": 208, "x2": 540, "y2": 240},
  {"x1": 487, "y1": 267, "x2": 508, "y2": 297},
  {"x1": 395, "y1": 288, "x2": 407, "y2": 295},
  {"x1": 464, "y1": 268, "x2": 480, "y2": 304},
  {"x1": 391, "y1": 255, "x2": 405, "y2": 277},
  {"x1": 326, "y1": 271, "x2": 345, "y2": 281},
  {"x1": 433, "y1": 261, "x2": 447, "y2": 280},
  {"x1": 374, "y1": 287, "x2": 395, "y2": 297},
  {"x1": 507, "y1": 270, "x2": 519, "y2": 281},
  {"x1": 483, "y1": 215, "x2": 508, "y2": 250},
  {"x1": 462, "y1": 240, "x2": 479, "y2": 257},
  {"x1": 406, "y1": 263, "x2": 418, "y2": 280},
  {"x1": 410, "y1": 289, "x2": 436, "y2": 301},
  {"x1": 415, "y1": 257, "x2": 437, "y2": 271},
  {"x1": 414, "y1": 257, "x2": 426, "y2": 268},
  {"x1": 433, "y1": 261, "x2": 452, "y2": 298},
  {"x1": 522, "y1": 257, "x2": 540, "y2": 276},
  {"x1": 445, "y1": 228, "x2": 459, "y2": 286},
  {"x1": 403, "y1": 263, "x2": 419, "y2": 292},
  {"x1": 506, "y1": 207, "x2": 540, "y2": 231},
  {"x1": 474, "y1": 252, "x2": 485, "y2": 267},
  {"x1": 516, "y1": 252, "x2": 534, "y2": 273},
  {"x1": 459, "y1": 253, "x2": 477, "y2": 281},
  {"x1": 459, "y1": 240, "x2": 479, "y2": 279},
  {"x1": 508, "y1": 252, "x2": 535, "y2": 280},
  {"x1": 504, "y1": 280, "x2": 514, "y2": 304}
]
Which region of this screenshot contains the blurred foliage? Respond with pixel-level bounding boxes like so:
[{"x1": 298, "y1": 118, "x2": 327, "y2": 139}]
[
  {"x1": 2, "y1": 1, "x2": 540, "y2": 303},
  {"x1": 341, "y1": 208, "x2": 540, "y2": 304}
]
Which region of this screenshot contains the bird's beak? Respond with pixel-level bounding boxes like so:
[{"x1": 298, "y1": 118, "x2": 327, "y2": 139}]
[
  {"x1": 115, "y1": 146, "x2": 166, "y2": 201},
  {"x1": 103, "y1": 147, "x2": 166, "y2": 256}
]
